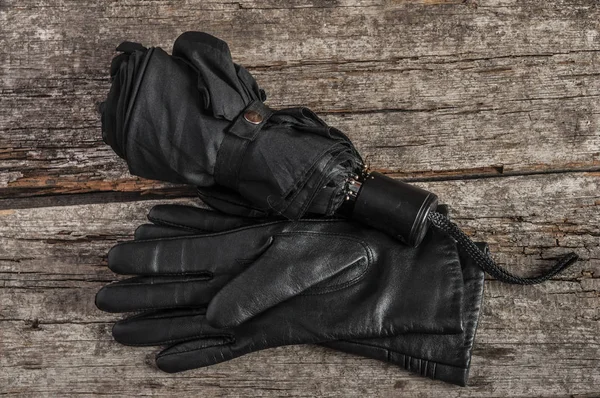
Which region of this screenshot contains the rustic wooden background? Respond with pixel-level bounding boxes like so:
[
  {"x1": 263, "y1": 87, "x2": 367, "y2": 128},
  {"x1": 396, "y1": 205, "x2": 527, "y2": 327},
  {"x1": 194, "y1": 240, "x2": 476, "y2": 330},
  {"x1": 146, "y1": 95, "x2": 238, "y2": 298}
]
[{"x1": 1, "y1": 0, "x2": 599, "y2": 396}]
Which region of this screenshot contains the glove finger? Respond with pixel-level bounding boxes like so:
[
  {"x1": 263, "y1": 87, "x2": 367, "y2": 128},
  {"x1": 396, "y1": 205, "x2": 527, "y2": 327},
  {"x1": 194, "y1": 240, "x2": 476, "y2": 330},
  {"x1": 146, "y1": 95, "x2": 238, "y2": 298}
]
[
  {"x1": 95, "y1": 275, "x2": 226, "y2": 313},
  {"x1": 197, "y1": 186, "x2": 269, "y2": 218},
  {"x1": 134, "y1": 224, "x2": 194, "y2": 240},
  {"x1": 148, "y1": 205, "x2": 257, "y2": 233},
  {"x1": 112, "y1": 309, "x2": 228, "y2": 346},
  {"x1": 108, "y1": 226, "x2": 273, "y2": 275},
  {"x1": 156, "y1": 338, "x2": 238, "y2": 373}
]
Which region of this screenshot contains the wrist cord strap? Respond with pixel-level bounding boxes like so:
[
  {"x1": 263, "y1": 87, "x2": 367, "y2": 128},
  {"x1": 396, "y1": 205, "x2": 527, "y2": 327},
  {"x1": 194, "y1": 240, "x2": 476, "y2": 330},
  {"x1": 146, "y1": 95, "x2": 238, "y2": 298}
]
[{"x1": 428, "y1": 211, "x2": 579, "y2": 285}]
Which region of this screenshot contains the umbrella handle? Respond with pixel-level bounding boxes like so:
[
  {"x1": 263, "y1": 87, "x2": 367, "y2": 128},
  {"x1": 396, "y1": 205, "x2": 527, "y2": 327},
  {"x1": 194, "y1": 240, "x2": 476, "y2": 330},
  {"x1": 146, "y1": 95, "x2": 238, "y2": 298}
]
[
  {"x1": 347, "y1": 171, "x2": 438, "y2": 247},
  {"x1": 347, "y1": 173, "x2": 578, "y2": 283}
]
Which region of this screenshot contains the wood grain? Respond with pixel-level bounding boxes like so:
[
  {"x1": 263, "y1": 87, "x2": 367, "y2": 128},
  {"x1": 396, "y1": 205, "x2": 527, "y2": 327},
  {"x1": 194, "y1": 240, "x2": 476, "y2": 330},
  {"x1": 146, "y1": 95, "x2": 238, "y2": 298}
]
[
  {"x1": 1, "y1": 174, "x2": 599, "y2": 396},
  {"x1": 1, "y1": 0, "x2": 600, "y2": 198},
  {"x1": 1, "y1": 0, "x2": 599, "y2": 396}
]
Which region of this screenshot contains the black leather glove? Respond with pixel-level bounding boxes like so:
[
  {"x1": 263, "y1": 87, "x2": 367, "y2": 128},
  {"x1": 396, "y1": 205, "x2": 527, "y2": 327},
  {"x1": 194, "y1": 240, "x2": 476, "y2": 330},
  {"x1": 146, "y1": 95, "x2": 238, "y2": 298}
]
[
  {"x1": 96, "y1": 205, "x2": 475, "y2": 375},
  {"x1": 104, "y1": 205, "x2": 485, "y2": 385},
  {"x1": 324, "y1": 239, "x2": 485, "y2": 386}
]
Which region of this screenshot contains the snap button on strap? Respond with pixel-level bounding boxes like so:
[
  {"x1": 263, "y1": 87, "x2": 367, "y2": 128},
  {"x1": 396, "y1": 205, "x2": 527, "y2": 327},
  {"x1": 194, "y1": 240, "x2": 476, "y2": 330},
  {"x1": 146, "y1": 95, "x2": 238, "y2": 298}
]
[{"x1": 244, "y1": 110, "x2": 263, "y2": 124}]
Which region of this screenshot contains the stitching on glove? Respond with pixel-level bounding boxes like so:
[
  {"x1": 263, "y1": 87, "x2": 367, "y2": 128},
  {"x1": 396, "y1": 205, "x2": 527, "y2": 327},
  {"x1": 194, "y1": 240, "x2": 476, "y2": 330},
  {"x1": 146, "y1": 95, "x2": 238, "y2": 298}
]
[
  {"x1": 341, "y1": 339, "x2": 470, "y2": 371},
  {"x1": 301, "y1": 258, "x2": 370, "y2": 296},
  {"x1": 121, "y1": 308, "x2": 206, "y2": 321},
  {"x1": 156, "y1": 335, "x2": 237, "y2": 357},
  {"x1": 127, "y1": 334, "x2": 235, "y2": 348},
  {"x1": 107, "y1": 275, "x2": 213, "y2": 287},
  {"x1": 274, "y1": 231, "x2": 374, "y2": 295},
  {"x1": 115, "y1": 304, "x2": 209, "y2": 312},
  {"x1": 148, "y1": 214, "x2": 205, "y2": 232}
]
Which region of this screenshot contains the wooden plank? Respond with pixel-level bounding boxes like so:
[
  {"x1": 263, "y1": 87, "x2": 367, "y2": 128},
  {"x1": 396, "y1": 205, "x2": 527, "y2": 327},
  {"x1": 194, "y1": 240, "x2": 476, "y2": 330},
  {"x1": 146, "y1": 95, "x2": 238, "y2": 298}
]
[
  {"x1": 1, "y1": 173, "x2": 598, "y2": 396},
  {"x1": 1, "y1": 0, "x2": 599, "y2": 198},
  {"x1": 1, "y1": 321, "x2": 598, "y2": 397},
  {"x1": 1, "y1": 0, "x2": 599, "y2": 395}
]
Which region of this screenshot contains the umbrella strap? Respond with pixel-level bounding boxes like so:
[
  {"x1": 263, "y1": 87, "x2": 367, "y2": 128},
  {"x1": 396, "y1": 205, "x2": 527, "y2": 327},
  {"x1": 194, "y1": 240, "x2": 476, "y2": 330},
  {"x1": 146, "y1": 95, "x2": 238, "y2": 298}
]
[
  {"x1": 215, "y1": 100, "x2": 274, "y2": 190},
  {"x1": 428, "y1": 211, "x2": 579, "y2": 285}
]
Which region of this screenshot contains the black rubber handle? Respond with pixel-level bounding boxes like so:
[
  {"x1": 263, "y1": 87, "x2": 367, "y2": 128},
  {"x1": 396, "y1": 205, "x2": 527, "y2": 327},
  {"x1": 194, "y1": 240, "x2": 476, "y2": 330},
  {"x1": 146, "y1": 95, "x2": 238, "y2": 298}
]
[{"x1": 351, "y1": 172, "x2": 438, "y2": 247}]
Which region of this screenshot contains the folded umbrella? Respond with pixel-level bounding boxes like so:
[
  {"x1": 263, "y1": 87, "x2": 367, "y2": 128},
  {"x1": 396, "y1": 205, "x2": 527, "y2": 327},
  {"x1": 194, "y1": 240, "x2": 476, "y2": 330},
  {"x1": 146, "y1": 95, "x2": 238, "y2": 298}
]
[
  {"x1": 96, "y1": 204, "x2": 485, "y2": 385},
  {"x1": 100, "y1": 31, "x2": 577, "y2": 284}
]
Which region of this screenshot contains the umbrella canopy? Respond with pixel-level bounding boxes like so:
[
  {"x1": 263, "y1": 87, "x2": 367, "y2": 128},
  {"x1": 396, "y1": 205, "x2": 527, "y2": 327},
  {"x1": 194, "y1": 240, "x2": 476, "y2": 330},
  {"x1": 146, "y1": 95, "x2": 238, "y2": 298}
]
[
  {"x1": 100, "y1": 32, "x2": 577, "y2": 283},
  {"x1": 101, "y1": 31, "x2": 438, "y2": 246},
  {"x1": 101, "y1": 32, "x2": 362, "y2": 217}
]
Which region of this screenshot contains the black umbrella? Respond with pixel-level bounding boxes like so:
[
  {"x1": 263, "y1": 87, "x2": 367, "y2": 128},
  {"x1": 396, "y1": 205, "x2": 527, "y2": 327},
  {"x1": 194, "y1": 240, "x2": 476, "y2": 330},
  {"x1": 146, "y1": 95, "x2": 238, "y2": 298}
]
[{"x1": 100, "y1": 31, "x2": 577, "y2": 284}]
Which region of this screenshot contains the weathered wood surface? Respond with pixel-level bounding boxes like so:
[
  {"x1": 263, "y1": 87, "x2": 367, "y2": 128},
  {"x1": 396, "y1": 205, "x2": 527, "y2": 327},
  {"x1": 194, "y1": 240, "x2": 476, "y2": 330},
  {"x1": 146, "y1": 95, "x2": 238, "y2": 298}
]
[
  {"x1": 2, "y1": 0, "x2": 600, "y2": 198},
  {"x1": 1, "y1": 0, "x2": 599, "y2": 396}
]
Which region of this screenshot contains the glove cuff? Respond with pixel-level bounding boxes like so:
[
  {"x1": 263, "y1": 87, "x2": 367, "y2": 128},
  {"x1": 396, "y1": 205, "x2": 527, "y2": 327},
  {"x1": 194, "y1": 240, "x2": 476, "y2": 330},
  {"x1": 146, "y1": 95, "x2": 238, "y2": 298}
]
[
  {"x1": 322, "y1": 241, "x2": 487, "y2": 386},
  {"x1": 323, "y1": 342, "x2": 472, "y2": 386}
]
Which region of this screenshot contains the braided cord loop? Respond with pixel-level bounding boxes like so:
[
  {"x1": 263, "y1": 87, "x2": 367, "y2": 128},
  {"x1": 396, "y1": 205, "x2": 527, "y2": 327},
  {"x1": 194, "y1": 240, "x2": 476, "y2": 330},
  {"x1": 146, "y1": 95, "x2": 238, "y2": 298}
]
[{"x1": 428, "y1": 211, "x2": 578, "y2": 285}]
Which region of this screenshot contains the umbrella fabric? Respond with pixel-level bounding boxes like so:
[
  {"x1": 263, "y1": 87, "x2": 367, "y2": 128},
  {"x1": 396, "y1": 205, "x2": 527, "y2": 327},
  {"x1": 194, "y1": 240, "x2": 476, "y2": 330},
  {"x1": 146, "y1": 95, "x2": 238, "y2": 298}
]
[{"x1": 101, "y1": 31, "x2": 362, "y2": 220}]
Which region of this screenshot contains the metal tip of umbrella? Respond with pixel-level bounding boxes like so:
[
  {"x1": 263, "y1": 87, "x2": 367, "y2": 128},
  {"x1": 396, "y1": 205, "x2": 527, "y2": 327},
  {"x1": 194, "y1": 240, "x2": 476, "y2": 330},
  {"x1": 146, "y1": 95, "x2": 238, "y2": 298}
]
[
  {"x1": 344, "y1": 164, "x2": 371, "y2": 202},
  {"x1": 344, "y1": 175, "x2": 364, "y2": 202}
]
